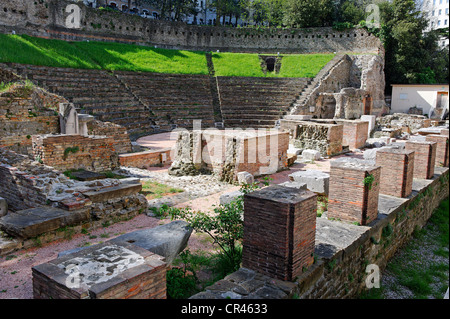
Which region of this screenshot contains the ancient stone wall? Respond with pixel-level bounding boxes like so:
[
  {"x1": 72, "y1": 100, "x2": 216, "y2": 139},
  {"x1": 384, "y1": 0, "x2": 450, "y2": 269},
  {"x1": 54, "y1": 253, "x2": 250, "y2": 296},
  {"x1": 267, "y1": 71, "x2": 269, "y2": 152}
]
[
  {"x1": 286, "y1": 120, "x2": 343, "y2": 156},
  {"x1": 0, "y1": 84, "x2": 66, "y2": 155},
  {"x1": 32, "y1": 134, "x2": 119, "y2": 173},
  {"x1": 87, "y1": 120, "x2": 132, "y2": 154},
  {"x1": 191, "y1": 167, "x2": 449, "y2": 299},
  {"x1": 1, "y1": 0, "x2": 382, "y2": 54},
  {"x1": 169, "y1": 130, "x2": 289, "y2": 182}
]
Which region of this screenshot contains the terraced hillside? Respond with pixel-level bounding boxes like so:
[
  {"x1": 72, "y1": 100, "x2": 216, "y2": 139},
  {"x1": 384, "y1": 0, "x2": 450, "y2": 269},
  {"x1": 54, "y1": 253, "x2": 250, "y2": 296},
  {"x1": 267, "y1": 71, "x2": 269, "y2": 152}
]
[{"x1": 0, "y1": 34, "x2": 335, "y2": 133}]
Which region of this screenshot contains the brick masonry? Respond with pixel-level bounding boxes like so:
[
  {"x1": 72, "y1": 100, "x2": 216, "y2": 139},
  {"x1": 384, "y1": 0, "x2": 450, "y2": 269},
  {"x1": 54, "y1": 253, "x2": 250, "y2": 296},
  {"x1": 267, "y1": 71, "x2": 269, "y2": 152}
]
[
  {"x1": 376, "y1": 148, "x2": 414, "y2": 198},
  {"x1": 32, "y1": 134, "x2": 119, "y2": 173},
  {"x1": 32, "y1": 241, "x2": 166, "y2": 299},
  {"x1": 340, "y1": 120, "x2": 369, "y2": 150},
  {"x1": 426, "y1": 134, "x2": 449, "y2": 167},
  {"x1": 405, "y1": 140, "x2": 437, "y2": 179},
  {"x1": 242, "y1": 185, "x2": 317, "y2": 281},
  {"x1": 328, "y1": 160, "x2": 381, "y2": 225},
  {"x1": 0, "y1": 84, "x2": 65, "y2": 155},
  {"x1": 119, "y1": 148, "x2": 172, "y2": 169}
]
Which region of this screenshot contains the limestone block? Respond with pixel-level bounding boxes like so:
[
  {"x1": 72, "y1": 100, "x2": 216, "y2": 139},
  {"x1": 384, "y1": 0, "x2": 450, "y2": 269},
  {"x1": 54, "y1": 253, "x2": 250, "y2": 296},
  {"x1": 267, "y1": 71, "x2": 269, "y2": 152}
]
[
  {"x1": 0, "y1": 207, "x2": 90, "y2": 239},
  {"x1": 289, "y1": 170, "x2": 330, "y2": 195},
  {"x1": 237, "y1": 171, "x2": 254, "y2": 185},
  {"x1": 302, "y1": 149, "x2": 321, "y2": 161},
  {"x1": 111, "y1": 220, "x2": 192, "y2": 264},
  {"x1": 361, "y1": 115, "x2": 376, "y2": 136},
  {"x1": 0, "y1": 197, "x2": 7, "y2": 217},
  {"x1": 278, "y1": 181, "x2": 307, "y2": 190}
]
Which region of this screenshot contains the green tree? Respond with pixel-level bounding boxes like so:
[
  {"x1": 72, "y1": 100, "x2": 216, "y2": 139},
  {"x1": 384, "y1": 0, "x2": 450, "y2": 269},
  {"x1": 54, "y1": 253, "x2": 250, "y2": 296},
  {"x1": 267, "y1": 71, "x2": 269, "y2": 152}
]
[
  {"x1": 379, "y1": 0, "x2": 436, "y2": 90},
  {"x1": 283, "y1": 0, "x2": 334, "y2": 28},
  {"x1": 338, "y1": 0, "x2": 365, "y2": 25}
]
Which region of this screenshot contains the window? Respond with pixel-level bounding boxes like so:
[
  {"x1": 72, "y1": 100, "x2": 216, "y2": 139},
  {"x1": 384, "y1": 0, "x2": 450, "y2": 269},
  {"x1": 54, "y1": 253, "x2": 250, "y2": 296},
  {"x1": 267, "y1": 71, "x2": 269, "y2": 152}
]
[
  {"x1": 439, "y1": 0, "x2": 442, "y2": 4},
  {"x1": 438, "y1": 20, "x2": 441, "y2": 26},
  {"x1": 446, "y1": 8, "x2": 449, "y2": 14},
  {"x1": 399, "y1": 93, "x2": 408, "y2": 100},
  {"x1": 445, "y1": 19, "x2": 448, "y2": 25},
  {"x1": 432, "y1": 10, "x2": 435, "y2": 16},
  {"x1": 439, "y1": 9, "x2": 442, "y2": 15},
  {"x1": 433, "y1": 0, "x2": 436, "y2": 4}
]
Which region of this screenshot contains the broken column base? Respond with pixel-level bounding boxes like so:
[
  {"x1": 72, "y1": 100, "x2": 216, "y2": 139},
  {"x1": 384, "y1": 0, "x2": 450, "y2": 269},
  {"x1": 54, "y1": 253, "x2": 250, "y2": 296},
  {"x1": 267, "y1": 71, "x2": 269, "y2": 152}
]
[{"x1": 32, "y1": 241, "x2": 167, "y2": 299}]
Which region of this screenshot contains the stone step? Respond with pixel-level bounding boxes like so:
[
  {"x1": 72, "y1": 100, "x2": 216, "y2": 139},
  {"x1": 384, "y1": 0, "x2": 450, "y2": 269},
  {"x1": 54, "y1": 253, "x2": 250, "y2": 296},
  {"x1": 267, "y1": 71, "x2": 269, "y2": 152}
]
[{"x1": 0, "y1": 207, "x2": 90, "y2": 239}]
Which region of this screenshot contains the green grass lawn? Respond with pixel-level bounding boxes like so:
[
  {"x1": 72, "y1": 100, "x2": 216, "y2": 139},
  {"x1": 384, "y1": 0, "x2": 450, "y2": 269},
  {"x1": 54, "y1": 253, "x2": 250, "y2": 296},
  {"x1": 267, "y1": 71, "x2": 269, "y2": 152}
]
[
  {"x1": 0, "y1": 34, "x2": 333, "y2": 78},
  {"x1": 0, "y1": 34, "x2": 100, "y2": 69},
  {"x1": 72, "y1": 41, "x2": 209, "y2": 74},
  {"x1": 212, "y1": 52, "x2": 335, "y2": 77}
]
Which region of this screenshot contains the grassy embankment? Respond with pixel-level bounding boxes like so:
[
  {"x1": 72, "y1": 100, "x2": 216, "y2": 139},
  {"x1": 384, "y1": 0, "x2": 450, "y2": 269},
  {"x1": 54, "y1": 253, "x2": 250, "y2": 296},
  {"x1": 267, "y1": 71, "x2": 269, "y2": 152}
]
[{"x1": 0, "y1": 34, "x2": 334, "y2": 77}]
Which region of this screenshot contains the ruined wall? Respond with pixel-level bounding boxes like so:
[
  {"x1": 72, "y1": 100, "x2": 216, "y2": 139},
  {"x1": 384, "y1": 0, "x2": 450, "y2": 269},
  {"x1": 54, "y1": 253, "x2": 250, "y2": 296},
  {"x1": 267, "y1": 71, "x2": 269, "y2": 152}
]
[
  {"x1": 169, "y1": 130, "x2": 289, "y2": 182},
  {"x1": 32, "y1": 134, "x2": 119, "y2": 173},
  {"x1": 288, "y1": 121, "x2": 343, "y2": 156},
  {"x1": 87, "y1": 120, "x2": 132, "y2": 155},
  {"x1": 0, "y1": 0, "x2": 382, "y2": 54},
  {"x1": 0, "y1": 84, "x2": 65, "y2": 155},
  {"x1": 0, "y1": 147, "x2": 51, "y2": 211}
]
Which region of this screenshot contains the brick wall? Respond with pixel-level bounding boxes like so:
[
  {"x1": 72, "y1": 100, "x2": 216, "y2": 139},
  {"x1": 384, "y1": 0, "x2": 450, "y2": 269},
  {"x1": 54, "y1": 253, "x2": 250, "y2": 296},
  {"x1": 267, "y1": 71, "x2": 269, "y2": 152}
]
[
  {"x1": 87, "y1": 120, "x2": 132, "y2": 155},
  {"x1": 0, "y1": 84, "x2": 65, "y2": 155},
  {"x1": 119, "y1": 148, "x2": 172, "y2": 168},
  {"x1": 426, "y1": 134, "x2": 449, "y2": 167},
  {"x1": 376, "y1": 148, "x2": 414, "y2": 198},
  {"x1": 405, "y1": 141, "x2": 437, "y2": 179},
  {"x1": 340, "y1": 120, "x2": 369, "y2": 150},
  {"x1": 328, "y1": 160, "x2": 381, "y2": 225},
  {"x1": 32, "y1": 134, "x2": 119, "y2": 172},
  {"x1": 242, "y1": 185, "x2": 317, "y2": 281}
]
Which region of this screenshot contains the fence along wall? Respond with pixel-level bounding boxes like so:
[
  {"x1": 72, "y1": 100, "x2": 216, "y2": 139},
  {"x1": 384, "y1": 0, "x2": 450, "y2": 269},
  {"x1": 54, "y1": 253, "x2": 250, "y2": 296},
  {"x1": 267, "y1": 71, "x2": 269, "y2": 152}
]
[{"x1": 1, "y1": 0, "x2": 382, "y2": 54}]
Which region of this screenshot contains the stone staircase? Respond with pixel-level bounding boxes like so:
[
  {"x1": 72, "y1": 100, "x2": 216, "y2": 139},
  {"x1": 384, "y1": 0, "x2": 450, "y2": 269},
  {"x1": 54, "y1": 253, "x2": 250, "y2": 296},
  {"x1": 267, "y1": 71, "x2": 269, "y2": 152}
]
[
  {"x1": 217, "y1": 76, "x2": 311, "y2": 128},
  {"x1": 116, "y1": 71, "x2": 216, "y2": 130},
  {"x1": 287, "y1": 55, "x2": 346, "y2": 116},
  {"x1": 10, "y1": 64, "x2": 154, "y2": 137}
]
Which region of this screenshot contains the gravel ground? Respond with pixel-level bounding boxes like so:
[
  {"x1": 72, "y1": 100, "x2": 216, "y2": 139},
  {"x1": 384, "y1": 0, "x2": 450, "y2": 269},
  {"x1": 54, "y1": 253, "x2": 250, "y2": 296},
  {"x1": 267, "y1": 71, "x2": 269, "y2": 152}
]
[{"x1": 0, "y1": 150, "x2": 382, "y2": 299}]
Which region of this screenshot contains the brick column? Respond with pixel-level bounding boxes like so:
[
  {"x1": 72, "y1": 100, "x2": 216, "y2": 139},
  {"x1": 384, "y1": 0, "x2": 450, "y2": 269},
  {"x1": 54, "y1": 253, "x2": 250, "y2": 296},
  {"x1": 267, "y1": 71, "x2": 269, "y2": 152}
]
[
  {"x1": 405, "y1": 141, "x2": 437, "y2": 179},
  {"x1": 376, "y1": 149, "x2": 414, "y2": 198},
  {"x1": 242, "y1": 185, "x2": 317, "y2": 281},
  {"x1": 328, "y1": 161, "x2": 381, "y2": 225},
  {"x1": 426, "y1": 134, "x2": 449, "y2": 167}
]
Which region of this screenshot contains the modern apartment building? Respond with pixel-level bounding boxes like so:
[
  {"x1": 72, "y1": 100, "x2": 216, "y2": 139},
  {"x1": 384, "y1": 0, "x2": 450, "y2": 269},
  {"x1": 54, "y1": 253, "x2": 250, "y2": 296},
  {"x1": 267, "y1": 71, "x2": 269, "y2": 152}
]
[{"x1": 422, "y1": 0, "x2": 449, "y2": 48}]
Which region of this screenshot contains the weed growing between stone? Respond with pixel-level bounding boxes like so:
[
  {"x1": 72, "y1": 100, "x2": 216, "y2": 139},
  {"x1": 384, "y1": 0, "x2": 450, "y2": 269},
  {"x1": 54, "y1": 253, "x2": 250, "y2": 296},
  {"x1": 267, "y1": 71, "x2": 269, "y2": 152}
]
[{"x1": 360, "y1": 198, "x2": 449, "y2": 299}]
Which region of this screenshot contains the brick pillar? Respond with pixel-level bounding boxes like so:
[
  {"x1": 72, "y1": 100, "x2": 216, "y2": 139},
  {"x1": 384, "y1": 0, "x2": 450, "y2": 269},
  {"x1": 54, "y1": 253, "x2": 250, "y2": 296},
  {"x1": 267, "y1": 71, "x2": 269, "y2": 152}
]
[
  {"x1": 242, "y1": 185, "x2": 317, "y2": 281},
  {"x1": 328, "y1": 161, "x2": 381, "y2": 225},
  {"x1": 376, "y1": 149, "x2": 414, "y2": 198},
  {"x1": 405, "y1": 141, "x2": 437, "y2": 179},
  {"x1": 426, "y1": 134, "x2": 449, "y2": 167}
]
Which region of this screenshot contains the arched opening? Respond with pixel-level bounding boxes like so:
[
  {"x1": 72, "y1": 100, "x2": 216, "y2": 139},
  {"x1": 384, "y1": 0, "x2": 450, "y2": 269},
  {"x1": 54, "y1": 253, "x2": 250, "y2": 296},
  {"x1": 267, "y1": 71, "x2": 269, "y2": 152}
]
[{"x1": 266, "y1": 58, "x2": 276, "y2": 72}]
